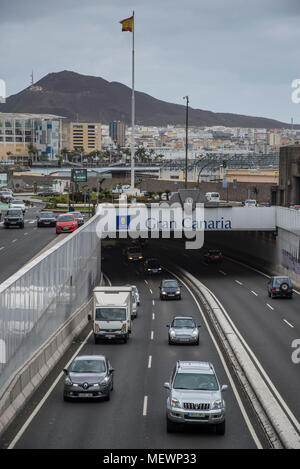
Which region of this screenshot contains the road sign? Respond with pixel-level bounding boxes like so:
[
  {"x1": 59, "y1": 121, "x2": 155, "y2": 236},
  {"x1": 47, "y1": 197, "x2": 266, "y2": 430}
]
[{"x1": 72, "y1": 168, "x2": 87, "y2": 182}]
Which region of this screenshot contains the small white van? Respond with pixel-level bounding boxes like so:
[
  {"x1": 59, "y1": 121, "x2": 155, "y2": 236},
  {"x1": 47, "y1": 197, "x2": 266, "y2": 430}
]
[{"x1": 205, "y1": 192, "x2": 220, "y2": 202}]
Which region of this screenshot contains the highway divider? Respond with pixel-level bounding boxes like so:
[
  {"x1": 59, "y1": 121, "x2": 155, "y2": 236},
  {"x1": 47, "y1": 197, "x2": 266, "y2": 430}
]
[{"x1": 173, "y1": 264, "x2": 300, "y2": 449}]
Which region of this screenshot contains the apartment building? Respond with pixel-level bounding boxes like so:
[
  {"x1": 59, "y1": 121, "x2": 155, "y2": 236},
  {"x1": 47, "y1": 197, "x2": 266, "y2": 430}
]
[
  {"x1": 0, "y1": 112, "x2": 64, "y2": 160},
  {"x1": 62, "y1": 122, "x2": 102, "y2": 152},
  {"x1": 109, "y1": 121, "x2": 126, "y2": 147}
]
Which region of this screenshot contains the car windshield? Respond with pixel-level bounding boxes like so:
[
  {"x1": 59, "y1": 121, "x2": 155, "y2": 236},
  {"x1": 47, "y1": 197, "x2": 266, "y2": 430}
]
[
  {"x1": 274, "y1": 277, "x2": 290, "y2": 286},
  {"x1": 148, "y1": 260, "x2": 160, "y2": 268},
  {"x1": 58, "y1": 215, "x2": 74, "y2": 222},
  {"x1": 162, "y1": 280, "x2": 178, "y2": 288},
  {"x1": 73, "y1": 212, "x2": 82, "y2": 217},
  {"x1": 172, "y1": 319, "x2": 195, "y2": 328},
  {"x1": 128, "y1": 247, "x2": 141, "y2": 253},
  {"x1": 173, "y1": 373, "x2": 218, "y2": 391},
  {"x1": 11, "y1": 200, "x2": 22, "y2": 204},
  {"x1": 95, "y1": 307, "x2": 126, "y2": 321},
  {"x1": 70, "y1": 359, "x2": 106, "y2": 373},
  {"x1": 40, "y1": 213, "x2": 54, "y2": 218},
  {"x1": 7, "y1": 210, "x2": 21, "y2": 216}
]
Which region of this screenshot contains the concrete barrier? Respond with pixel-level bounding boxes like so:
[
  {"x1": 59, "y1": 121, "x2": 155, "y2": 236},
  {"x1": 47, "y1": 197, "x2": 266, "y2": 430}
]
[
  {"x1": 0, "y1": 293, "x2": 95, "y2": 437},
  {"x1": 176, "y1": 265, "x2": 300, "y2": 449}
]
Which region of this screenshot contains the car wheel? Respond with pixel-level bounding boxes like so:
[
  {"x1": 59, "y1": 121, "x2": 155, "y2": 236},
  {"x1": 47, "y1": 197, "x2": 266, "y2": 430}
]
[
  {"x1": 216, "y1": 420, "x2": 226, "y2": 435},
  {"x1": 166, "y1": 417, "x2": 177, "y2": 433},
  {"x1": 123, "y1": 336, "x2": 128, "y2": 344},
  {"x1": 178, "y1": 295, "x2": 181, "y2": 300},
  {"x1": 195, "y1": 339, "x2": 199, "y2": 346},
  {"x1": 63, "y1": 395, "x2": 70, "y2": 402},
  {"x1": 104, "y1": 391, "x2": 110, "y2": 401},
  {"x1": 268, "y1": 290, "x2": 271, "y2": 297},
  {"x1": 94, "y1": 335, "x2": 99, "y2": 344},
  {"x1": 20, "y1": 223, "x2": 24, "y2": 229}
]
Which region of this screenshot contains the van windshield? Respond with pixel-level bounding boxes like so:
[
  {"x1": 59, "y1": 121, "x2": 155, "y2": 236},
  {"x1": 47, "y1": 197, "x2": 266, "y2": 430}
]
[{"x1": 95, "y1": 307, "x2": 126, "y2": 321}]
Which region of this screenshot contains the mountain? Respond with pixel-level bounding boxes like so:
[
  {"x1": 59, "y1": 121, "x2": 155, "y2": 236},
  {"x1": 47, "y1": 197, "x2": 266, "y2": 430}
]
[{"x1": 0, "y1": 70, "x2": 294, "y2": 129}]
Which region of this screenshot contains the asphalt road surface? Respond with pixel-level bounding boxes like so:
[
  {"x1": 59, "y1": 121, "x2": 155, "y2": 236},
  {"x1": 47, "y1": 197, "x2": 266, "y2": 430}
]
[{"x1": 1, "y1": 242, "x2": 270, "y2": 449}]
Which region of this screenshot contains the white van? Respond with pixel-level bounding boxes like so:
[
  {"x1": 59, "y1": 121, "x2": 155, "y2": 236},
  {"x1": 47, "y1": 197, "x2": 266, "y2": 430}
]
[{"x1": 205, "y1": 192, "x2": 220, "y2": 202}]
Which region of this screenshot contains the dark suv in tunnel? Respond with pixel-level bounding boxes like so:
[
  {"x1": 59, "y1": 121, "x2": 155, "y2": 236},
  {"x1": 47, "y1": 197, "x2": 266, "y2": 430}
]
[{"x1": 267, "y1": 276, "x2": 293, "y2": 299}]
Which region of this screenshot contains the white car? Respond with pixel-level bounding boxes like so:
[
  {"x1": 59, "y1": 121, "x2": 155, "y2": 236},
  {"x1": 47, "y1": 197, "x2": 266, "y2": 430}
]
[
  {"x1": 244, "y1": 199, "x2": 257, "y2": 207},
  {"x1": 205, "y1": 192, "x2": 220, "y2": 202},
  {"x1": 9, "y1": 199, "x2": 26, "y2": 213}
]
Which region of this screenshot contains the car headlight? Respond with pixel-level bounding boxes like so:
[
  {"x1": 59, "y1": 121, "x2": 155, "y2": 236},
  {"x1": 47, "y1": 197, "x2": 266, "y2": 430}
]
[
  {"x1": 171, "y1": 398, "x2": 181, "y2": 408},
  {"x1": 129, "y1": 257, "x2": 133, "y2": 260},
  {"x1": 176, "y1": 290, "x2": 180, "y2": 294},
  {"x1": 212, "y1": 399, "x2": 223, "y2": 410},
  {"x1": 192, "y1": 330, "x2": 198, "y2": 337},
  {"x1": 162, "y1": 291, "x2": 167, "y2": 295},
  {"x1": 170, "y1": 330, "x2": 176, "y2": 337}
]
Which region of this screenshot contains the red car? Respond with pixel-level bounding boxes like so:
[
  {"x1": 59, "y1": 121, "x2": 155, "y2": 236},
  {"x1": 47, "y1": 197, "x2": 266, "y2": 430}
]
[{"x1": 56, "y1": 213, "x2": 78, "y2": 234}]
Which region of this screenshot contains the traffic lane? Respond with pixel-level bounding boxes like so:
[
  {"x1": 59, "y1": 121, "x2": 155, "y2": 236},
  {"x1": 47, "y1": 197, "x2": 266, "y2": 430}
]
[
  {"x1": 12, "y1": 251, "x2": 263, "y2": 449},
  {"x1": 0, "y1": 224, "x2": 57, "y2": 284},
  {"x1": 154, "y1": 244, "x2": 300, "y2": 428},
  {"x1": 13, "y1": 256, "x2": 154, "y2": 449},
  {"x1": 142, "y1": 272, "x2": 260, "y2": 449}
]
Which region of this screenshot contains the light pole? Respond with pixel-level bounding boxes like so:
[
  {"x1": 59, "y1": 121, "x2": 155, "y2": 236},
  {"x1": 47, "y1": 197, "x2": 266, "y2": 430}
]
[{"x1": 183, "y1": 96, "x2": 189, "y2": 189}]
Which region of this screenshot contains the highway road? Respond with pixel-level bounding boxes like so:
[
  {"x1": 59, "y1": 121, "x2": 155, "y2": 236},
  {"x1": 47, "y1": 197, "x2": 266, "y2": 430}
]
[
  {"x1": 153, "y1": 239, "x2": 300, "y2": 436},
  {"x1": 0, "y1": 243, "x2": 270, "y2": 449},
  {"x1": 0, "y1": 203, "x2": 57, "y2": 284}
]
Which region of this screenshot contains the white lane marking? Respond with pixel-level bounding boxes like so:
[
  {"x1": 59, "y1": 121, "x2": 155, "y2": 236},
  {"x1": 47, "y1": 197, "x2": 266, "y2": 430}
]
[
  {"x1": 251, "y1": 291, "x2": 258, "y2": 296},
  {"x1": 144, "y1": 280, "x2": 148, "y2": 285},
  {"x1": 12, "y1": 239, "x2": 17, "y2": 243},
  {"x1": 24, "y1": 233, "x2": 28, "y2": 236},
  {"x1": 8, "y1": 329, "x2": 93, "y2": 449},
  {"x1": 167, "y1": 269, "x2": 263, "y2": 449},
  {"x1": 283, "y1": 319, "x2": 294, "y2": 329},
  {"x1": 28, "y1": 220, "x2": 35, "y2": 224},
  {"x1": 0, "y1": 246, "x2": 4, "y2": 251},
  {"x1": 219, "y1": 270, "x2": 227, "y2": 276},
  {"x1": 150, "y1": 331, "x2": 154, "y2": 340},
  {"x1": 225, "y1": 255, "x2": 300, "y2": 296},
  {"x1": 152, "y1": 313, "x2": 155, "y2": 320},
  {"x1": 148, "y1": 355, "x2": 152, "y2": 369},
  {"x1": 149, "y1": 288, "x2": 153, "y2": 294},
  {"x1": 235, "y1": 280, "x2": 243, "y2": 285},
  {"x1": 203, "y1": 281, "x2": 300, "y2": 435},
  {"x1": 152, "y1": 299, "x2": 155, "y2": 306},
  {"x1": 266, "y1": 303, "x2": 274, "y2": 310},
  {"x1": 143, "y1": 396, "x2": 148, "y2": 416}
]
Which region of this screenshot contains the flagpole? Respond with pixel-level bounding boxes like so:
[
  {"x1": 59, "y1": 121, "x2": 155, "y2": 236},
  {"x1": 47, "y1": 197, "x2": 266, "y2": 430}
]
[{"x1": 130, "y1": 10, "x2": 135, "y2": 189}]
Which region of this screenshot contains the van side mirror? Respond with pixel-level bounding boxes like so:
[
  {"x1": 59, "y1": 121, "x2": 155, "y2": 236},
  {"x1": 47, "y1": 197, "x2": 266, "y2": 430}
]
[
  {"x1": 164, "y1": 382, "x2": 171, "y2": 390},
  {"x1": 88, "y1": 314, "x2": 92, "y2": 321},
  {"x1": 221, "y1": 385, "x2": 228, "y2": 391},
  {"x1": 63, "y1": 368, "x2": 68, "y2": 375}
]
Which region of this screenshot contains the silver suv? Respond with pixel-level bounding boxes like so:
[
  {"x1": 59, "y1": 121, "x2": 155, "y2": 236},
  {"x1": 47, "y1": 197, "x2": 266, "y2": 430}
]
[{"x1": 164, "y1": 361, "x2": 228, "y2": 434}]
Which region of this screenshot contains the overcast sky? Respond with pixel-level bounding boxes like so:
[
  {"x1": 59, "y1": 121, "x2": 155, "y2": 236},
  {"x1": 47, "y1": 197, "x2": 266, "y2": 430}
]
[{"x1": 1, "y1": 0, "x2": 300, "y2": 123}]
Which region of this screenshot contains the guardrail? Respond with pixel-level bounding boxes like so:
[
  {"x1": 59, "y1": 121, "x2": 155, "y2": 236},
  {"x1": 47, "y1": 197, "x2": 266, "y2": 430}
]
[{"x1": 173, "y1": 265, "x2": 300, "y2": 449}]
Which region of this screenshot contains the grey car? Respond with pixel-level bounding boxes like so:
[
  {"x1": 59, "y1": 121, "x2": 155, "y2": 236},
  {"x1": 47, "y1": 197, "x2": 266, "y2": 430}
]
[
  {"x1": 164, "y1": 361, "x2": 228, "y2": 434},
  {"x1": 167, "y1": 317, "x2": 200, "y2": 345},
  {"x1": 63, "y1": 355, "x2": 114, "y2": 401},
  {"x1": 267, "y1": 276, "x2": 293, "y2": 299}
]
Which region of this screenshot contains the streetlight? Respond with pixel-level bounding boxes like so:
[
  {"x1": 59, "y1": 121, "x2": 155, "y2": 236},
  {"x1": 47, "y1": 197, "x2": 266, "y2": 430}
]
[{"x1": 183, "y1": 96, "x2": 189, "y2": 189}]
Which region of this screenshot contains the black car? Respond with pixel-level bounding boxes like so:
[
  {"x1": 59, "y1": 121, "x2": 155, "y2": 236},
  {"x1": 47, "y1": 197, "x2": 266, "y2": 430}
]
[
  {"x1": 72, "y1": 211, "x2": 85, "y2": 227},
  {"x1": 160, "y1": 279, "x2": 181, "y2": 300},
  {"x1": 3, "y1": 209, "x2": 24, "y2": 229},
  {"x1": 37, "y1": 189, "x2": 60, "y2": 197},
  {"x1": 37, "y1": 211, "x2": 57, "y2": 227},
  {"x1": 144, "y1": 258, "x2": 162, "y2": 274},
  {"x1": 63, "y1": 355, "x2": 114, "y2": 401},
  {"x1": 267, "y1": 276, "x2": 293, "y2": 299},
  {"x1": 204, "y1": 249, "x2": 223, "y2": 264}
]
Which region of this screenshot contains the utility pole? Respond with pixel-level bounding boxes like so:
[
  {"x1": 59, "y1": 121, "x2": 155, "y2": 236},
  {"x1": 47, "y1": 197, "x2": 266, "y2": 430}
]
[{"x1": 183, "y1": 96, "x2": 189, "y2": 189}]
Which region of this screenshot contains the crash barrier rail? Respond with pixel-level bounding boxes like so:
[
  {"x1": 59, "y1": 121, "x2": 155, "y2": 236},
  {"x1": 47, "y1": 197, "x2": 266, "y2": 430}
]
[
  {"x1": 0, "y1": 213, "x2": 101, "y2": 411},
  {"x1": 172, "y1": 265, "x2": 300, "y2": 449}
]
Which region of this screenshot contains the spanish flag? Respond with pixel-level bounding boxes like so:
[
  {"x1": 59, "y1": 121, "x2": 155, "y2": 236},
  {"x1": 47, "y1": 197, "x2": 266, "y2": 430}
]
[{"x1": 120, "y1": 15, "x2": 133, "y2": 32}]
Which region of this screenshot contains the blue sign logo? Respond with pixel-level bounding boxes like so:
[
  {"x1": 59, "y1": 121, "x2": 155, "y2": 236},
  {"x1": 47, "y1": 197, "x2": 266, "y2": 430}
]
[{"x1": 116, "y1": 215, "x2": 130, "y2": 230}]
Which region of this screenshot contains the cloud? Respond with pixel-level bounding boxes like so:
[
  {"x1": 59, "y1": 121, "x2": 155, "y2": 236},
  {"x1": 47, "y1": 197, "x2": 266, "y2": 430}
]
[{"x1": 0, "y1": 0, "x2": 300, "y2": 122}]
